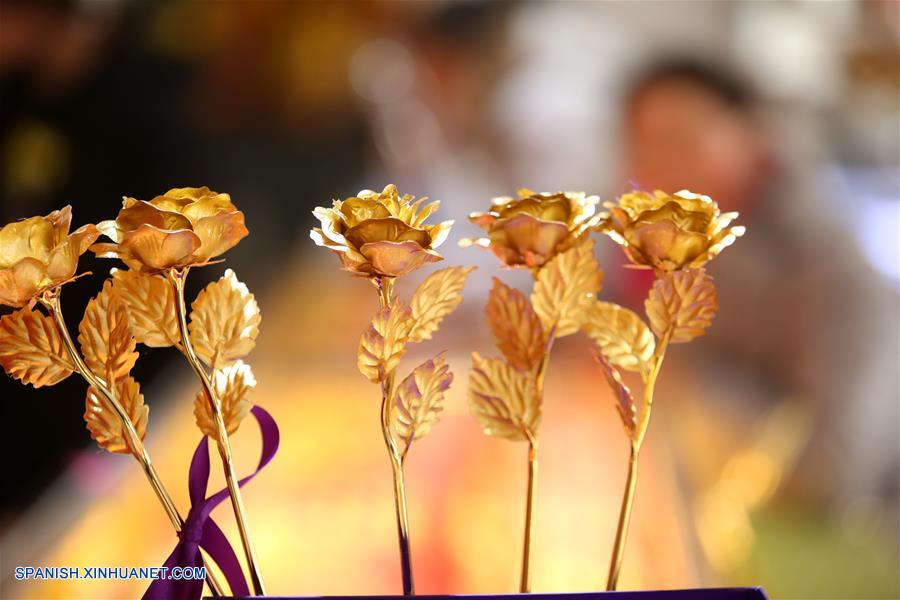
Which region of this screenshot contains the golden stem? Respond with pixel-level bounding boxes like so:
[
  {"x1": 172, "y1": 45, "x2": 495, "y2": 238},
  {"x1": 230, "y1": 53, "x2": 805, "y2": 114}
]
[
  {"x1": 606, "y1": 445, "x2": 638, "y2": 591},
  {"x1": 605, "y1": 330, "x2": 671, "y2": 591},
  {"x1": 376, "y1": 277, "x2": 415, "y2": 595},
  {"x1": 519, "y1": 326, "x2": 555, "y2": 593},
  {"x1": 520, "y1": 435, "x2": 538, "y2": 593},
  {"x1": 168, "y1": 268, "x2": 266, "y2": 597},
  {"x1": 41, "y1": 289, "x2": 226, "y2": 597}
]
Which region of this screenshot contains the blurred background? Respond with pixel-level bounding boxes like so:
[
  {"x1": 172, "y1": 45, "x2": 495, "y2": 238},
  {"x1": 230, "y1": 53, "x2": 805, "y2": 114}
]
[{"x1": 0, "y1": 1, "x2": 898, "y2": 598}]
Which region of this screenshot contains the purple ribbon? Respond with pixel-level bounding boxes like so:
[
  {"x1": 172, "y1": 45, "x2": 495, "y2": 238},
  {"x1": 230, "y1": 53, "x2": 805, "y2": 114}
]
[{"x1": 144, "y1": 406, "x2": 279, "y2": 600}]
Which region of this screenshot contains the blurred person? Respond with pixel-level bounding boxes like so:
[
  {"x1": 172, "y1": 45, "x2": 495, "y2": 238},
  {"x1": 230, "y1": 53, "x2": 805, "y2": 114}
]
[{"x1": 610, "y1": 58, "x2": 899, "y2": 530}]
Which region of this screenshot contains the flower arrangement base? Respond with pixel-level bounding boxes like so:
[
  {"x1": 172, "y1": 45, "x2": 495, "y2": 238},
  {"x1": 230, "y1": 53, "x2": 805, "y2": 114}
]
[{"x1": 218, "y1": 588, "x2": 768, "y2": 600}]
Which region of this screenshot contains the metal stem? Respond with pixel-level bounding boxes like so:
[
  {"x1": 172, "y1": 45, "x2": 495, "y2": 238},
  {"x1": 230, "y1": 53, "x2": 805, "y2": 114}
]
[
  {"x1": 168, "y1": 269, "x2": 266, "y2": 596},
  {"x1": 42, "y1": 289, "x2": 226, "y2": 597},
  {"x1": 605, "y1": 329, "x2": 671, "y2": 591},
  {"x1": 606, "y1": 445, "x2": 638, "y2": 590},
  {"x1": 377, "y1": 277, "x2": 415, "y2": 595},
  {"x1": 520, "y1": 436, "x2": 538, "y2": 593}
]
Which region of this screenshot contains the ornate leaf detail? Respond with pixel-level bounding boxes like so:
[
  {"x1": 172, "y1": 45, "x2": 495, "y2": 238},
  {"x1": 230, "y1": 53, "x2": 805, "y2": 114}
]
[
  {"x1": 645, "y1": 268, "x2": 717, "y2": 344},
  {"x1": 583, "y1": 301, "x2": 655, "y2": 373},
  {"x1": 0, "y1": 307, "x2": 74, "y2": 387},
  {"x1": 468, "y1": 352, "x2": 539, "y2": 441},
  {"x1": 408, "y1": 266, "x2": 475, "y2": 343},
  {"x1": 189, "y1": 269, "x2": 261, "y2": 369},
  {"x1": 79, "y1": 280, "x2": 138, "y2": 384},
  {"x1": 194, "y1": 360, "x2": 255, "y2": 439},
  {"x1": 111, "y1": 269, "x2": 180, "y2": 347},
  {"x1": 593, "y1": 350, "x2": 637, "y2": 437},
  {"x1": 357, "y1": 302, "x2": 414, "y2": 383},
  {"x1": 531, "y1": 238, "x2": 603, "y2": 337},
  {"x1": 486, "y1": 278, "x2": 545, "y2": 372},
  {"x1": 84, "y1": 376, "x2": 149, "y2": 454},
  {"x1": 394, "y1": 352, "x2": 453, "y2": 451}
]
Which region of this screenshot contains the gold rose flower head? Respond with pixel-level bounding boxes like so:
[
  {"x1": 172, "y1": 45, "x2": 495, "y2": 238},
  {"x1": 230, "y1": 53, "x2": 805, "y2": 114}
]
[
  {"x1": 600, "y1": 189, "x2": 745, "y2": 272},
  {"x1": 462, "y1": 189, "x2": 600, "y2": 269},
  {"x1": 0, "y1": 206, "x2": 99, "y2": 307},
  {"x1": 310, "y1": 184, "x2": 453, "y2": 278},
  {"x1": 91, "y1": 187, "x2": 248, "y2": 272}
]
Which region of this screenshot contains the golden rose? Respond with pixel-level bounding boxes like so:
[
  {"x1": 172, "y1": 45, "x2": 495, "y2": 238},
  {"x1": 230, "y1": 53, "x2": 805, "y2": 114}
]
[
  {"x1": 601, "y1": 189, "x2": 745, "y2": 272},
  {"x1": 463, "y1": 189, "x2": 600, "y2": 269},
  {"x1": 0, "y1": 206, "x2": 99, "y2": 308},
  {"x1": 91, "y1": 187, "x2": 248, "y2": 272},
  {"x1": 310, "y1": 184, "x2": 452, "y2": 278}
]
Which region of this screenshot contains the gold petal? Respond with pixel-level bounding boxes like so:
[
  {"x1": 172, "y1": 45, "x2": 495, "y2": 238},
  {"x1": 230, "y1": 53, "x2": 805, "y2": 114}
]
[
  {"x1": 313, "y1": 207, "x2": 349, "y2": 245},
  {"x1": 310, "y1": 228, "x2": 347, "y2": 251},
  {"x1": 428, "y1": 219, "x2": 453, "y2": 249},
  {"x1": 46, "y1": 224, "x2": 100, "y2": 282},
  {"x1": 46, "y1": 205, "x2": 73, "y2": 244},
  {"x1": 624, "y1": 220, "x2": 709, "y2": 270},
  {"x1": 468, "y1": 211, "x2": 498, "y2": 231},
  {"x1": 0, "y1": 258, "x2": 48, "y2": 308},
  {"x1": 0, "y1": 215, "x2": 55, "y2": 267},
  {"x1": 634, "y1": 201, "x2": 712, "y2": 232},
  {"x1": 489, "y1": 213, "x2": 570, "y2": 267},
  {"x1": 344, "y1": 217, "x2": 431, "y2": 249},
  {"x1": 116, "y1": 200, "x2": 192, "y2": 233},
  {"x1": 499, "y1": 194, "x2": 571, "y2": 223},
  {"x1": 190, "y1": 210, "x2": 248, "y2": 262},
  {"x1": 120, "y1": 224, "x2": 200, "y2": 271},
  {"x1": 96, "y1": 219, "x2": 120, "y2": 243},
  {"x1": 339, "y1": 196, "x2": 392, "y2": 227},
  {"x1": 10, "y1": 257, "x2": 49, "y2": 304},
  {"x1": 181, "y1": 195, "x2": 239, "y2": 222},
  {"x1": 361, "y1": 241, "x2": 442, "y2": 278}
]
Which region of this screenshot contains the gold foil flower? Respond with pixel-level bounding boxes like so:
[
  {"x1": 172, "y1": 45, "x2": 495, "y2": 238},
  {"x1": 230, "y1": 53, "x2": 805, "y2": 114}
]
[
  {"x1": 463, "y1": 189, "x2": 600, "y2": 269},
  {"x1": 91, "y1": 187, "x2": 248, "y2": 272},
  {"x1": 0, "y1": 206, "x2": 99, "y2": 308},
  {"x1": 310, "y1": 184, "x2": 452, "y2": 278},
  {"x1": 601, "y1": 189, "x2": 744, "y2": 272}
]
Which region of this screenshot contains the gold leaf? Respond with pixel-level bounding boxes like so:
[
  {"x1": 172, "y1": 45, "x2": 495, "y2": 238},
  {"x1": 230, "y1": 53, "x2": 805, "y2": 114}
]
[
  {"x1": 486, "y1": 278, "x2": 545, "y2": 371},
  {"x1": 194, "y1": 360, "x2": 255, "y2": 439},
  {"x1": 583, "y1": 301, "x2": 655, "y2": 373},
  {"x1": 468, "y1": 352, "x2": 538, "y2": 441},
  {"x1": 189, "y1": 269, "x2": 261, "y2": 369},
  {"x1": 531, "y1": 237, "x2": 603, "y2": 337},
  {"x1": 393, "y1": 352, "x2": 452, "y2": 450},
  {"x1": 84, "y1": 376, "x2": 149, "y2": 454},
  {"x1": 111, "y1": 269, "x2": 180, "y2": 347},
  {"x1": 79, "y1": 280, "x2": 138, "y2": 383},
  {"x1": 645, "y1": 268, "x2": 717, "y2": 344},
  {"x1": 357, "y1": 302, "x2": 414, "y2": 383},
  {"x1": 0, "y1": 307, "x2": 74, "y2": 387},
  {"x1": 408, "y1": 266, "x2": 475, "y2": 343},
  {"x1": 593, "y1": 350, "x2": 637, "y2": 437}
]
